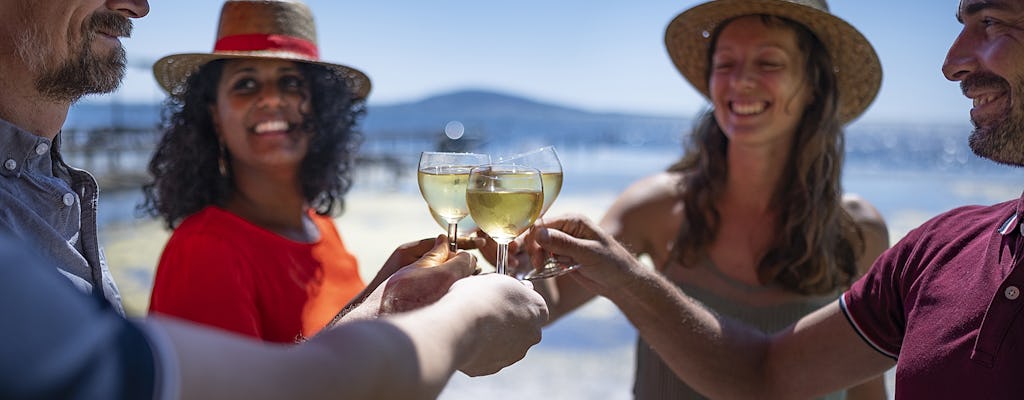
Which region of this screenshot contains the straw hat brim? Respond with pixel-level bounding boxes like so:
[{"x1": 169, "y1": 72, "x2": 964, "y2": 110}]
[
  {"x1": 665, "y1": 0, "x2": 881, "y2": 124},
  {"x1": 153, "y1": 51, "x2": 372, "y2": 100}
]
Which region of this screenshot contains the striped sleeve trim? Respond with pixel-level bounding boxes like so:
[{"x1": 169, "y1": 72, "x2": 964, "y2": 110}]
[
  {"x1": 997, "y1": 213, "x2": 1018, "y2": 235},
  {"x1": 839, "y1": 293, "x2": 899, "y2": 360}
]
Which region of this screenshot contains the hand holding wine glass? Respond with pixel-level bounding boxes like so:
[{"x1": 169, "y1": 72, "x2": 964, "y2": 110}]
[
  {"x1": 499, "y1": 146, "x2": 575, "y2": 280},
  {"x1": 466, "y1": 164, "x2": 544, "y2": 276},
  {"x1": 418, "y1": 152, "x2": 490, "y2": 252}
]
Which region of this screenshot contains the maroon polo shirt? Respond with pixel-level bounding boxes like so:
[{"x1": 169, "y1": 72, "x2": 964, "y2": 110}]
[{"x1": 842, "y1": 193, "x2": 1024, "y2": 399}]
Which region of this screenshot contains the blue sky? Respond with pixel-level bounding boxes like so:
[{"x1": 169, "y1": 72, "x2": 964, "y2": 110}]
[{"x1": 103, "y1": 1, "x2": 968, "y2": 125}]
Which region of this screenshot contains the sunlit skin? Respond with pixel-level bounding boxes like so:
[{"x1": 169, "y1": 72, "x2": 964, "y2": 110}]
[
  {"x1": 943, "y1": 0, "x2": 1024, "y2": 166},
  {"x1": 0, "y1": 0, "x2": 148, "y2": 139},
  {"x1": 210, "y1": 59, "x2": 319, "y2": 242}
]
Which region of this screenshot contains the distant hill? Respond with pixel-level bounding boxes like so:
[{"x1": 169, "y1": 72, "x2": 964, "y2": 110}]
[
  {"x1": 67, "y1": 88, "x2": 692, "y2": 150},
  {"x1": 360, "y1": 89, "x2": 690, "y2": 155},
  {"x1": 64, "y1": 89, "x2": 996, "y2": 175},
  {"x1": 372, "y1": 89, "x2": 591, "y2": 118}
]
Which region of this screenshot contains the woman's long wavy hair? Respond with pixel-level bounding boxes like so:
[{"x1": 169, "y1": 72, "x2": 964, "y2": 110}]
[
  {"x1": 669, "y1": 15, "x2": 863, "y2": 295},
  {"x1": 140, "y1": 60, "x2": 365, "y2": 229}
]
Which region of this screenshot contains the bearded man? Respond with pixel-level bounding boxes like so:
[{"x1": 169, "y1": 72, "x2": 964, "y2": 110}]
[{"x1": 0, "y1": 0, "x2": 147, "y2": 313}]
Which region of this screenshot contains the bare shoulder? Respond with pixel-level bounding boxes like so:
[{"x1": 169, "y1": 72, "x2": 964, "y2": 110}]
[
  {"x1": 841, "y1": 193, "x2": 885, "y2": 227},
  {"x1": 600, "y1": 172, "x2": 684, "y2": 255},
  {"x1": 607, "y1": 172, "x2": 682, "y2": 217},
  {"x1": 842, "y1": 193, "x2": 890, "y2": 274}
]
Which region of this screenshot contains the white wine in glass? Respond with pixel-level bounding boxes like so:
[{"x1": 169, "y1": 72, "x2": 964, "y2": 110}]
[
  {"x1": 466, "y1": 164, "x2": 544, "y2": 276},
  {"x1": 500, "y1": 146, "x2": 574, "y2": 280},
  {"x1": 418, "y1": 152, "x2": 490, "y2": 251}
]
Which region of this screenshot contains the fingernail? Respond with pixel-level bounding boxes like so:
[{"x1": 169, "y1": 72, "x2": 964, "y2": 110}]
[{"x1": 521, "y1": 280, "x2": 534, "y2": 290}]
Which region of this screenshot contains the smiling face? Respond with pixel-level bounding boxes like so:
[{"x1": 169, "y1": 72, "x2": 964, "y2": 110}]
[
  {"x1": 708, "y1": 15, "x2": 813, "y2": 147},
  {"x1": 211, "y1": 59, "x2": 314, "y2": 176},
  {"x1": 6, "y1": 0, "x2": 147, "y2": 102},
  {"x1": 943, "y1": 0, "x2": 1024, "y2": 166}
]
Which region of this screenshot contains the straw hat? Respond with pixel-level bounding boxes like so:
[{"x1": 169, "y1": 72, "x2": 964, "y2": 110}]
[
  {"x1": 153, "y1": 0, "x2": 371, "y2": 99},
  {"x1": 665, "y1": 0, "x2": 880, "y2": 123}
]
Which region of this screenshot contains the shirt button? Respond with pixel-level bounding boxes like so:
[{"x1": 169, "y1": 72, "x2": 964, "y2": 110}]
[
  {"x1": 1005, "y1": 286, "x2": 1020, "y2": 301},
  {"x1": 62, "y1": 193, "x2": 76, "y2": 207},
  {"x1": 3, "y1": 159, "x2": 16, "y2": 171},
  {"x1": 35, "y1": 142, "x2": 49, "y2": 155}
]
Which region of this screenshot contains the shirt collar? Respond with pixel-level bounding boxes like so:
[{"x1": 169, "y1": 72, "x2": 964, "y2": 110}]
[
  {"x1": 998, "y1": 213, "x2": 1018, "y2": 236},
  {"x1": 997, "y1": 192, "x2": 1024, "y2": 236},
  {"x1": 0, "y1": 118, "x2": 56, "y2": 177}
]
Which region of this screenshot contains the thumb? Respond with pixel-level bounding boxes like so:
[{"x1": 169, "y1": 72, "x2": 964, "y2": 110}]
[
  {"x1": 434, "y1": 251, "x2": 479, "y2": 281},
  {"x1": 534, "y1": 226, "x2": 594, "y2": 258},
  {"x1": 414, "y1": 235, "x2": 451, "y2": 266}
]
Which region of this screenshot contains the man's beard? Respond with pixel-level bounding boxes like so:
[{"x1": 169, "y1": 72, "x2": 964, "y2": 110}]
[
  {"x1": 17, "y1": 12, "x2": 132, "y2": 103},
  {"x1": 964, "y1": 73, "x2": 1024, "y2": 167}
]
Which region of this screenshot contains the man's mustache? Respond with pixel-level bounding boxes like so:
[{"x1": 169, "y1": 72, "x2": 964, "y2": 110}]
[
  {"x1": 961, "y1": 72, "x2": 1008, "y2": 96},
  {"x1": 88, "y1": 11, "x2": 133, "y2": 38}
]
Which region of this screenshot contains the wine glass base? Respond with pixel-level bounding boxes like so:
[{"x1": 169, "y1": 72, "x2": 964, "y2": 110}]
[{"x1": 521, "y1": 263, "x2": 580, "y2": 280}]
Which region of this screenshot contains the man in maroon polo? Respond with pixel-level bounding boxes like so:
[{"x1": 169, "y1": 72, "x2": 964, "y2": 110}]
[{"x1": 525, "y1": 0, "x2": 1024, "y2": 398}]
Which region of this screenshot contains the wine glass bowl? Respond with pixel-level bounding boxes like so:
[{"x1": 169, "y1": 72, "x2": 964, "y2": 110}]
[
  {"x1": 500, "y1": 146, "x2": 562, "y2": 215},
  {"x1": 466, "y1": 164, "x2": 544, "y2": 275},
  {"x1": 418, "y1": 152, "x2": 490, "y2": 251},
  {"x1": 499, "y1": 146, "x2": 574, "y2": 280}
]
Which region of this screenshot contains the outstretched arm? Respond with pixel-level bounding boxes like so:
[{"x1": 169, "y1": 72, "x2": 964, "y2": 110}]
[
  {"x1": 526, "y1": 214, "x2": 894, "y2": 399},
  {"x1": 154, "y1": 272, "x2": 547, "y2": 400},
  {"x1": 0, "y1": 233, "x2": 546, "y2": 400}
]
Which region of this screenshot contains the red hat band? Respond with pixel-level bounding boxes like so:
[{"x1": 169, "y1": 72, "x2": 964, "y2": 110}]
[{"x1": 214, "y1": 33, "x2": 320, "y2": 60}]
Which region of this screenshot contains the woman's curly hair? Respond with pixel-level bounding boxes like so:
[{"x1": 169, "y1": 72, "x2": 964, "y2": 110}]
[
  {"x1": 139, "y1": 60, "x2": 365, "y2": 229},
  {"x1": 669, "y1": 15, "x2": 863, "y2": 295}
]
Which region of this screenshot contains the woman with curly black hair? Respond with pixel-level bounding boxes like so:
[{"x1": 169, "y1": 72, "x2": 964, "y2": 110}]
[
  {"x1": 143, "y1": 59, "x2": 364, "y2": 230},
  {"x1": 142, "y1": 0, "x2": 376, "y2": 343}
]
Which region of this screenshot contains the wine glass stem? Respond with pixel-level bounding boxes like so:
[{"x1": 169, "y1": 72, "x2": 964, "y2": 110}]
[
  {"x1": 496, "y1": 242, "x2": 509, "y2": 276},
  {"x1": 447, "y1": 222, "x2": 458, "y2": 252}
]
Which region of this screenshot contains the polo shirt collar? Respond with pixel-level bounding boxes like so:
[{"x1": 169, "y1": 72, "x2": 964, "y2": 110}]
[{"x1": 997, "y1": 192, "x2": 1024, "y2": 236}]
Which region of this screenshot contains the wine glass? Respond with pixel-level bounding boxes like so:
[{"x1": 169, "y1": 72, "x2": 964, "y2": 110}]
[
  {"x1": 466, "y1": 164, "x2": 544, "y2": 276},
  {"x1": 418, "y1": 152, "x2": 490, "y2": 251},
  {"x1": 430, "y1": 208, "x2": 477, "y2": 238},
  {"x1": 500, "y1": 146, "x2": 575, "y2": 280}
]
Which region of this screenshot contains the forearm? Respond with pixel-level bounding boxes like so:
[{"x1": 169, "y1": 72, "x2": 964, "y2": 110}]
[
  {"x1": 533, "y1": 215, "x2": 887, "y2": 398},
  {"x1": 153, "y1": 313, "x2": 458, "y2": 400},
  {"x1": 297, "y1": 294, "x2": 485, "y2": 399},
  {"x1": 604, "y1": 266, "x2": 777, "y2": 398},
  {"x1": 326, "y1": 287, "x2": 382, "y2": 326}
]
